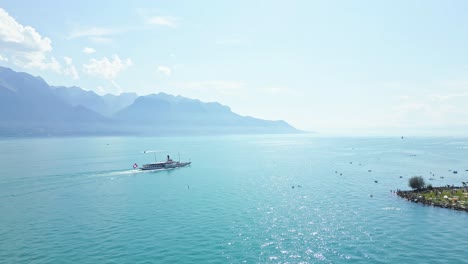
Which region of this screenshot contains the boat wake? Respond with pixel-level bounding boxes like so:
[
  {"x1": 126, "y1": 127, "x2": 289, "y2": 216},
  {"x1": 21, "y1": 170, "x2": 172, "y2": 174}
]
[
  {"x1": 382, "y1": 207, "x2": 401, "y2": 211},
  {"x1": 0, "y1": 168, "x2": 166, "y2": 199}
]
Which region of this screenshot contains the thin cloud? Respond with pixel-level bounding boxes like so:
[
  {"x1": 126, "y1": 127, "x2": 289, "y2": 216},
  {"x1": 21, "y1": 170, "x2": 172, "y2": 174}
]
[
  {"x1": 89, "y1": 36, "x2": 113, "y2": 44},
  {"x1": 262, "y1": 86, "x2": 298, "y2": 96},
  {"x1": 63, "y1": 56, "x2": 79, "y2": 80},
  {"x1": 82, "y1": 55, "x2": 131, "y2": 95},
  {"x1": 68, "y1": 27, "x2": 123, "y2": 39},
  {"x1": 429, "y1": 92, "x2": 468, "y2": 101},
  {"x1": 68, "y1": 27, "x2": 128, "y2": 44},
  {"x1": 174, "y1": 80, "x2": 247, "y2": 96},
  {"x1": 391, "y1": 91, "x2": 468, "y2": 128},
  {"x1": 157, "y1": 65, "x2": 172, "y2": 76},
  {"x1": 146, "y1": 16, "x2": 177, "y2": 27},
  {"x1": 13, "y1": 52, "x2": 61, "y2": 72},
  {"x1": 215, "y1": 37, "x2": 248, "y2": 46},
  {"x1": 82, "y1": 47, "x2": 96, "y2": 54},
  {"x1": 83, "y1": 54, "x2": 132, "y2": 80}
]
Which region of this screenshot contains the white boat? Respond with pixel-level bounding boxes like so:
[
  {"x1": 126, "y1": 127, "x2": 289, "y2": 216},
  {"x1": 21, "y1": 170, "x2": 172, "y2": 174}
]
[{"x1": 140, "y1": 154, "x2": 191, "y2": 171}]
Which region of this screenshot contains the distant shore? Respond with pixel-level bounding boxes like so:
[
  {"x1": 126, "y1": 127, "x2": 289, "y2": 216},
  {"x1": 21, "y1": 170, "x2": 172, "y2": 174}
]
[{"x1": 396, "y1": 186, "x2": 468, "y2": 212}]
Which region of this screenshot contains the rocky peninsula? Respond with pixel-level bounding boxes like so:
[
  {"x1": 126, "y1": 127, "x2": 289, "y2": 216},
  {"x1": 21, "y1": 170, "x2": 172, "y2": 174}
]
[{"x1": 396, "y1": 186, "x2": 468, "y2": 212}]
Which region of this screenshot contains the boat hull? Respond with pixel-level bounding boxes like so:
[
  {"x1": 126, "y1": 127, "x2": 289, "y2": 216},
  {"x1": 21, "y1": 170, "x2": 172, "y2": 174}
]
[{"x1": 140, "y1": 161, "x2": 191, "y2": 171}]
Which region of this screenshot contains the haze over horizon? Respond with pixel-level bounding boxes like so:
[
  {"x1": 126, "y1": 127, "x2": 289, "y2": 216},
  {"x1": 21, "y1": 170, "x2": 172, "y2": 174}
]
[{"x1": 1, "y1": 1, "x2": 468, "y2": 135}]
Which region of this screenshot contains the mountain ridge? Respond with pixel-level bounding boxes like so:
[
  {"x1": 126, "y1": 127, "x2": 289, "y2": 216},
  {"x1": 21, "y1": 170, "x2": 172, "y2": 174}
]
[{"x1": 0, "y1": 66, "x2": 300, "y2": 136}]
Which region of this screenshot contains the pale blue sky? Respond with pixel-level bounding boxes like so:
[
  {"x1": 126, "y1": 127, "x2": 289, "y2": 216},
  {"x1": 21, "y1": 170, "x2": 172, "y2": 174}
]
[{"x1": 1, "y1": 1, "x2": 468, "y2": 135}]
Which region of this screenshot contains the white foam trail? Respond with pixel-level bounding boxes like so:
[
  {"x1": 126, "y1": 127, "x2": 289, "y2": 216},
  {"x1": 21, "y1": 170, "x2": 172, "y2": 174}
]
[
  {"x1": 107, "y1": 169, "x2": 143, "y2": 176},
  {"x1": 382, "y1": 207, "x2": 401, "y2": 211},
  {"x1": 142, "y1": 150, "x2": 164, "y2": 154},
  {"x1": 104, "y1": 168, "x2": 171, "y2": 177}
]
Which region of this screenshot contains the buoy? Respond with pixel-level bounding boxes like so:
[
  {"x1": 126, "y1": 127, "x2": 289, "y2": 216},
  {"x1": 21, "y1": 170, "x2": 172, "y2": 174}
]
[{"x1": 133, "y1": 163, "x2": 138, "y2": 169}]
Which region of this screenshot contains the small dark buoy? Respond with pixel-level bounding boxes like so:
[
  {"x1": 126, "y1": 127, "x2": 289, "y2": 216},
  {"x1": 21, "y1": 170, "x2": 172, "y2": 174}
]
[
  {"x1": 453, "y1": 171, "x2": 458, "y2": 174},
  {"x1": 340, "y1": 173, "x2": 342, "y2": 176},
  {"x1": 399, "y1": 176, "x2": 403, "y2": 178},
  {"x1": 350, "y1": 162, "x2": 353, "y2": 164},
  {"x1": 368, "y1": 170, "x2": 372, "y2": 172},
  {"x1": 374, "y1": 180, "x2": 378, "y2": 183},
  {"x1": 369, "y1": 194, "x2": 373, "y2": 198},
  {"x1": 292, "y1": 186, "x2": 295, "y2": 189}
]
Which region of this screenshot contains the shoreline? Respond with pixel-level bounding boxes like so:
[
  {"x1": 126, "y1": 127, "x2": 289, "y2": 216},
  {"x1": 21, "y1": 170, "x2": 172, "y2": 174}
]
[{"x1": 396, "y1": 186, "x2": 468, "y2": 212}]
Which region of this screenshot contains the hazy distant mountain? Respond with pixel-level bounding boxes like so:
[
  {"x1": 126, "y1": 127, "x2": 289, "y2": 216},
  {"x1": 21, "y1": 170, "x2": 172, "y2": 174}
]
[
  {"x1": 0, "y1": 66, "x2": 299, "y2": 136},
  {"x1": 102, "y1": 93, "x2": 138, "y2": 116},
  {"x1": 114, "y1": 93, "x2": 298, "y2": 134},
  {"x1": 0, "y1": 67, "x2": 112, "y2": 136},
  {"x1": 51, "y1": 85, "x2": 137, "y2": 116}
]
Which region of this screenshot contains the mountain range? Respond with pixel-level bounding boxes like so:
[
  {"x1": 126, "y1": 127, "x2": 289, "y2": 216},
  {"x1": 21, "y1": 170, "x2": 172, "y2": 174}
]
[{"x1": 0, "y1": 66, "x2": 299, "y2": 136}]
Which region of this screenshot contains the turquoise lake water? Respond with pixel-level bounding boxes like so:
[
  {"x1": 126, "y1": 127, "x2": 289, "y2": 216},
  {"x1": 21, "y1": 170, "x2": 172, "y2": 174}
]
[{"x1": 1, "y1": 135, "x2": 468, "y2": 263}]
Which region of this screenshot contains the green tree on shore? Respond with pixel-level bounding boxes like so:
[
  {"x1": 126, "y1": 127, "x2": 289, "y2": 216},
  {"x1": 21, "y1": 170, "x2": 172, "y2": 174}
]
[{"x1": 409, "y1": 176, "x2": 425, "y2": 190}]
